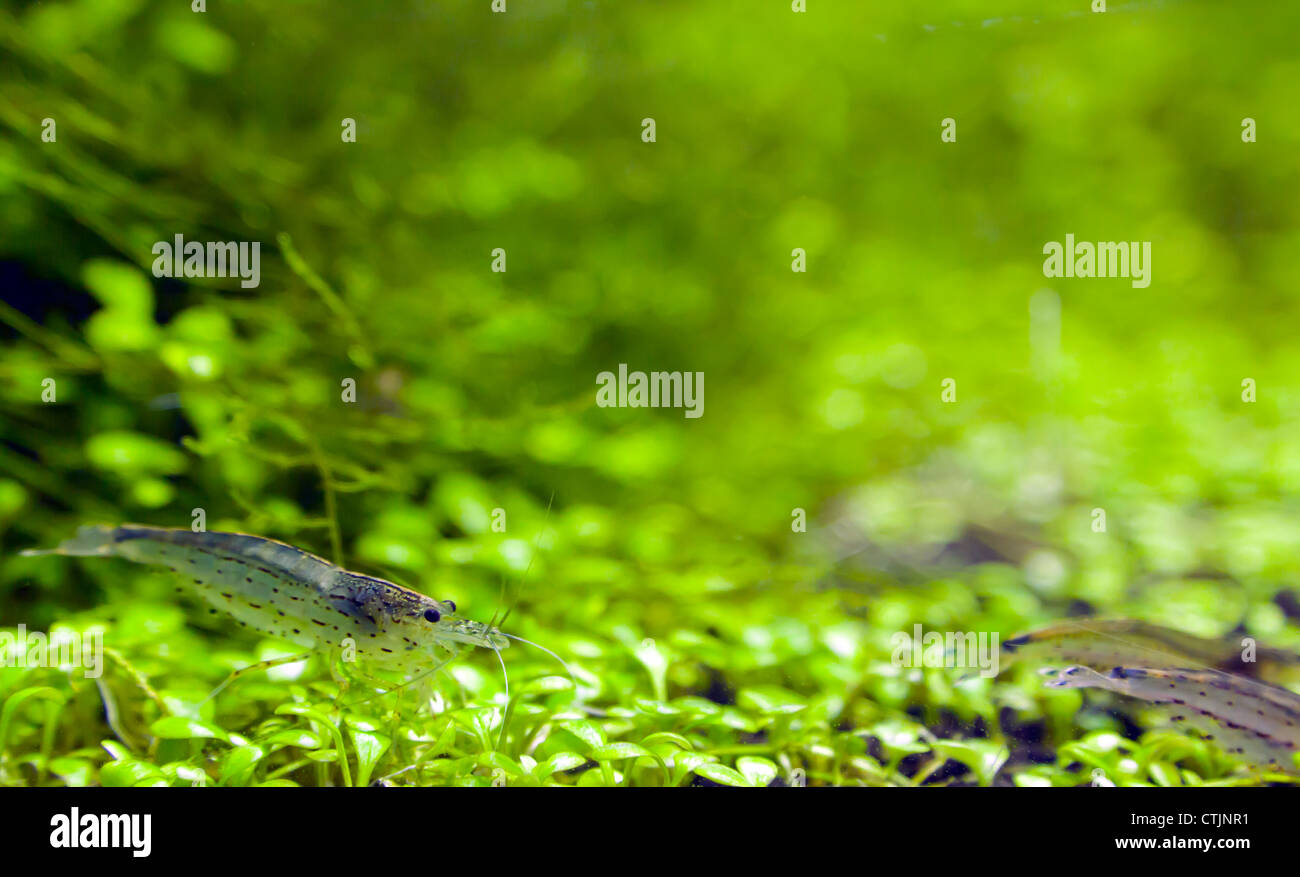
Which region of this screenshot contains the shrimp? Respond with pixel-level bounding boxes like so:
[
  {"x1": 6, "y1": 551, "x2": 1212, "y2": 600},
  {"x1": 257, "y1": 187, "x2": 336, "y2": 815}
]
[
  {"x1": 21, "y1": 524, "x2": 520, "y2": 697},
  {"x1": 1046, "y1": 665, "x2": 1300, "y2": 775},
  {"x1": 1004, "y1": 618, "x2": 1300, "y2": 775},
  {"x1": 1001, "y1": 618, "x2": 1300, "y2": 683}
]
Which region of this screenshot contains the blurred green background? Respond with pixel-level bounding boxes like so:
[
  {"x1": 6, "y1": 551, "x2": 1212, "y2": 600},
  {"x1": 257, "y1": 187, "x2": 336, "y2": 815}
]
[{"x1": 2, "y1": 0, "x2": 1300, "y2": 786}]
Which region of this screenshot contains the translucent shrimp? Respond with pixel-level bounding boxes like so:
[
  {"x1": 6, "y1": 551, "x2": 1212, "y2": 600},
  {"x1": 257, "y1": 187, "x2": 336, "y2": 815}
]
[
  {"x1": 1000, "y1": 618, "x2": 1300, "y2": 683},
  {"x1": 1004, "y1": 618, "x2": 1300, "y2": 774},
  {"x1": 1047, "y1": 665, "x2": 1300, "y2": 774},
  {"x1": 22, "y1": 524, "x2": 509, "y2": 692}
]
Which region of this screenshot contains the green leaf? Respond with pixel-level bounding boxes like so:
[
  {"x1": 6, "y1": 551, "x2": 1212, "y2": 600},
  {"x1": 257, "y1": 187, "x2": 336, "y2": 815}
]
[
  {"x1": 219, "y1": 745, "x2": 267, "y2": 786},
  {"x1": 590, "y1": 742, "x2": 654, "y2": 761},
  {"x1": 432, "y1": 721, "x2": 457, "y2": 756},
  {"x1": 85, "y1": 431, "x2": 188, "y2": 475},
  {"x1": 633, "y1": 637, "x2": 669, "y2": 701},
  {"x1": 348, "y1": 725, "x2": 391, "y2": 788},
  {"x1": 150, "y1": 715, "x2": 229, "y2": 742},
  {"x1": 692, "y1": 762, "x2": 749, "y2": 787},
  {"x1": 640, "y1": 732, "x2": 694, "y2": 750},
  {"x1": 577, "y1": 766, "x2": 618, "y2": 786},
  {"x1": 100, "y1": 740, "x2": 132, "y2": 762},
  {"x1": 452, "y1": 707, "x2": 499, "y2": 751},
  {"x1": 0, "y1": 684, "x2": 64, "y2": 778},
  {"x1": 930, "y1": 740, "x2": 1008, "y2": 786},
  {"x1": 163, "y1": 763, "x2": 210, "y2": 786},
  {"x1": 1148, "y1": 761, "x2": 1182, "y2": 787},
  {"x1": 736, "y1": 756, "x2": 778, "y2": 787},
  {"x1": 47, "y1": 757, "x2": 94, "y2": 787},
  {"x1": 868, "y1": 719, "x2": 930, "y2": 763},
  {"x1": 521, "y1": 675, "x2": 576, "y2": 696},
  {"x1": 100, "y1": 759, "x2": 168, "y2": 787},
  {"x1": 85, "y1": 309, "x2": 159, "y2": 352},
  {"x1": 1012, "y1": 771, "x2": 1055, "y2": 788},
  {"x1": 264, "y1": 729, "x2": 322, "y2": 750},
  {"x1": 274, "y1": 705, "x2": 351, "y2": 786},
  {"x1": 477, "y1": 751, "x2": 524, "y2": 777},
  {"x1": 737, "y1": 686, "x2": 807, "y2": 715},
  {"x1": 154, "y1": 17, "x2": 236, "y2": 74},
  {"x1": 535, "y1": 751, "x2": 587, "y2": 779},
  {"x1": 433, "y1": 473, "x2": 494, "y2": 535},
  {"x1": 82, "y1": 259, "x2": 153, "y2": 312},
  {"x1": 557, "y1": 720, "x2": 606, "y2": 751}
]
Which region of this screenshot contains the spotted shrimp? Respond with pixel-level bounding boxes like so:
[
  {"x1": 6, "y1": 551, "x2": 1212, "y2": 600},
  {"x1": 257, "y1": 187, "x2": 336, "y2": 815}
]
[
  {"x1": 1003, "y1": 618, "x2": 1300, "y2": 775},
  {"x1": 22, "y1": 524, "x2": 566, "y2": 703}
]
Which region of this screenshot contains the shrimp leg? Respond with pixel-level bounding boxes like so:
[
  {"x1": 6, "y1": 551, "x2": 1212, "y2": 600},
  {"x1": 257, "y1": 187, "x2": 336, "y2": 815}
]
[{"x1": 201, "y1": 651, "x2": 315, "y2": 706}]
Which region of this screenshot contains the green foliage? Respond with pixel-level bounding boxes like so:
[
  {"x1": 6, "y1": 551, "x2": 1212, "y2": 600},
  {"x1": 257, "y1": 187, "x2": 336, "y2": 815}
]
[{"x1": 2, "y1": 0, "x2": 1299, "y2": 786}]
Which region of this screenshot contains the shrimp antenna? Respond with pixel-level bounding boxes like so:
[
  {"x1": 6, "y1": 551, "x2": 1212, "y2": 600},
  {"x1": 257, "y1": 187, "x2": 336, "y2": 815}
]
[
  {"x1": 493, "y1": 643, "x2": 511, "y2": 751},
  {"x1": 495, "y1": 644, "x2": 510, "y2": 703},
  {"x1": 495, "y1": 490, "x2": 554, "y2": 626},
  {"x1": 500, "y1": 631, "x2": 578, "y2": 694},
  {"x1": 491, "y1": 631, "x2": 577, "y2": 753},
  {"x1": 489, "y1": 491, "x2": 560, "y2": 750}
]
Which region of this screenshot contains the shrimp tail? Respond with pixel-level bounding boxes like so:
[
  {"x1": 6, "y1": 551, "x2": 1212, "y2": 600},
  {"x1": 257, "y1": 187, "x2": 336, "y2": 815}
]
[{"x1": 20, "y1": 525, "x2": 118, "y2": 557}]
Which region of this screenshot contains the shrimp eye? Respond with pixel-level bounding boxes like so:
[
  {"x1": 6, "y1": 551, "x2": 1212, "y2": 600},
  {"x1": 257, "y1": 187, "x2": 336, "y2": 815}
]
[
  {"x1": 423, "y1": 609, "x2": 441, "y2": 623},
  {"x1": 443, "y1": 600, "x2": 456, "y2": 613}
]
